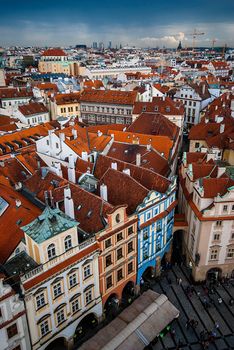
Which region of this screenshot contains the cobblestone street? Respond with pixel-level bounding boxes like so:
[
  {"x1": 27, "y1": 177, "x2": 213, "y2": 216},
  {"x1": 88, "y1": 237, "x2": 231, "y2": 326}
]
[{"x1": 151, "y1": 265, "x2": 234, "y2": 350}]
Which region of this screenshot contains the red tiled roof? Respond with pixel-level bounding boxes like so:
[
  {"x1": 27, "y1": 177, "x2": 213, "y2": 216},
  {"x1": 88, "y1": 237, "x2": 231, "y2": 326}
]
[
  {"x1": 107, "y1": 142, "x2": 169, "y2": 176},
  {"x1": 0, "y1": 183, "x2": 41, "y2": 264},
  {"x1": 202, "y1": 177, "x2": 234, "y2": 198},
  {"x1": 80, "y1": 90, "x2": 137, "y2": 105},
  {"x1": 42, "y1": 48, "x2": 67, "y2": 57},
  {"x1": 52, "y1": 92, "x2": 80, "y2": 105},
  {"x1": 18, "y1": 102, "x2": 48, "y2": 116},
  {"x1": 133, "y1": 98, "x2": 184, "y2": 116},
  {"x1": 107, "y1": 130, "x2": 173, "y2": 159},
  {"x1": 0, "y1": 88, "x2": 33, "y2": 99},
  {"x1": 99, "y1": 168, "x2": 149, "y2": 214},
  {"x1": 127, "y1": 112, "x2": 179, "y2": 141},
  {"x1": 35, "y1": 83, "x2": 58, "y2": 92},
  {"x1": 94, "y1": 154, "x2": 171, "y2": 194}
]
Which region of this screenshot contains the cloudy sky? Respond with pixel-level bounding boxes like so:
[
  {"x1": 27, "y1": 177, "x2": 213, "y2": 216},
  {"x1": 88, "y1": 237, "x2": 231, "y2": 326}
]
[{"x1": 1, "y1": 0, "x2": 234, "y2": 47}]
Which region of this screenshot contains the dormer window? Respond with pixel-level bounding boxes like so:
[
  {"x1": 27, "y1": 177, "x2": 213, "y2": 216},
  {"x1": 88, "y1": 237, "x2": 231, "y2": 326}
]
[
  {"x1": 64, "y1": 235, "x2": 72, "y2": 251},
  {"x1": 115, "y1": 214, "x2": 120, "y2": 223},
  {"x1": 47, "y1": 243, "x2": 56, "y2": 260},
  {"x1": 154, "y1": 106, "x2": 158, "y2": 112}
]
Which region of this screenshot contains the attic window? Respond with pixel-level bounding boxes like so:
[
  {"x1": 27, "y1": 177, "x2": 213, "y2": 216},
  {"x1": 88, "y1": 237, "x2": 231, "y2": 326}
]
[
  {"x1": 87, "y1": 210, "x2": 93, "y2": 218},
  {"x1": 154, "y1": 106, "x2": 158, "y2": 111},
  {"x1": 16, "y1": 219, "x2": 22, "y2": 225},
  {"x1": 166, "y1": 107, "x2": 170, "y2": 112}
]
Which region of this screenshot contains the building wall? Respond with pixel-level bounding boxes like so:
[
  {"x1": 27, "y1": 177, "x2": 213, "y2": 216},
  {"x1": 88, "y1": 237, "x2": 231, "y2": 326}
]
[
  {"x1": 0, "y1": 279, "x2": 30, "y2": 350},
  {"x1": 22, "y1": 240, "x2": 102, "y2": 350}
]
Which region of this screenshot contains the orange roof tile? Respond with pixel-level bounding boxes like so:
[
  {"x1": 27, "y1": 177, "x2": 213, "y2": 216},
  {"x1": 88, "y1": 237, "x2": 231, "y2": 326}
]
[{"x1": 80, "y1": 90, "x2": 137, "y2": 105}]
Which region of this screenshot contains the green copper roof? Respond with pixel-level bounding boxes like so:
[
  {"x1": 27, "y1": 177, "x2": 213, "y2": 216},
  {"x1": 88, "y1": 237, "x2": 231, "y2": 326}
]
[
  {"x1": 21, "y1": 206, "x2": 78, "y2": 244},
  {"x1": 226, "y1": 166, "x2": 234, "y2": 181}
]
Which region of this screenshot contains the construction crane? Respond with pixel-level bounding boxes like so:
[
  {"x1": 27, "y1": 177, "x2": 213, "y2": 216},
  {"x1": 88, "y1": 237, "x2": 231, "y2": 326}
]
[
  {"x1": 187, "y1": 29, "x2": 205, "y2": 51},
  {"x1": 211, "y1": 38, "x2": 217, "y2": 50}
]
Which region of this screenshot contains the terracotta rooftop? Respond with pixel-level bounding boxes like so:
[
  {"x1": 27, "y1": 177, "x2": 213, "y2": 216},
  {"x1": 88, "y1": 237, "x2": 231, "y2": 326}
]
[
  {"x1": 107, "y1": 142, "x2": 169, "y2": 176},
  {"x1": 52, "y1": 92, "x2": 80, "y2": 105},
  {"x1": 42, "y1": 48, "x2": 67, "y2": 57},
  {"x1": 133, "y1": 97, "x2": 184, "y2": 116},
  {"x1": 107, "y1": 130, "x2": 173, "y2": 159},
  {"x1": 99, "y1": 168, "x2": 149, "y2": 214},
  {"x1": 18, "y1": 102, "x2": 48, "y2": 116},
  {"x1": 0, "y1": 183, "x2": 41, "y2": 264},
  {"x1": 94, "y1": 154, "x2": 171, "y2": 194},
  {"x1": 127, "y1": 112, "x2": 179, "y2": 141},
  {"x1": 80, "y1": 89, "x2": 137, "y2": 105},
  {"x1": 0, "y1": 88, "x2": 33, "y2": 99},
  {"x1": 202, "y1": 177, "x2": 234, "y2": 198}
]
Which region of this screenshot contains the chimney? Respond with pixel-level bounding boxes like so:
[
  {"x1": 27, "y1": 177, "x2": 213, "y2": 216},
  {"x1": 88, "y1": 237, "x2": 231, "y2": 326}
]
[
  {"x1": 202, "y1": 83, "x2": 206, "y2": 95},
  {"x1": 68, "y1": 167, "x2": 76, "y2": 183},
  {"x1": 162, "y1": 95, "x2": 165, "y2": 101},
  {"x1": 123, "y1": 168, "x2": 130, "y2": 175},
  {"x1": 15, "y1": 199, "x2": 21, "y2": 208},
  {"x1": 59, "y1": 132, "x2": 65, "y2": 142},
  {"x1": 64, "y1": 187, "x2": 75, "y2": 219},
  {"x1": 97, "y1": 130, "x2": 103, "y2": 137},
  {"x1": 72, "y1": 128, "x2": 77, "y2": 139},
  {"x1": 100, "y1": 183, "x2": 108, "y2": 201},
  {"x1": 68, "y1": 154, "x2": 74, "y2": 168},
  {"x1": 205, "y1": 118, "x2": 209, "y2": 124},
  {"x1": 81, "y1": 151, "x2": 88, "y2": 161},
  {"x1": 136, "y1": 153, "x2": 141, "y2": 166},
  {"x1": 220, "y1": 124, "x2": 225, "y2": 133},
  {"x1": 111, "y1": 162, "x2": 117, "y2": 170},
  {"x1": 146, "y1": 144, "x2": 151, "y2": 150},
  {"x1": 53, "y1": 162, "x2": 62, "y2": 177}
]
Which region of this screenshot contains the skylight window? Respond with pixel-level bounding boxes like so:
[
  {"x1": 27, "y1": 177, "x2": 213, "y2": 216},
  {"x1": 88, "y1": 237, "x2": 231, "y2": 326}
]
[
  {"x1": 77, "y1": 204, "x2": 82, "y2": 211},
  {"x1": 0, "y1": 197, "x2": 9, "y2": 216},
  {"x1": 87, "y1": 210, "x2": 93, "y2": 218}
]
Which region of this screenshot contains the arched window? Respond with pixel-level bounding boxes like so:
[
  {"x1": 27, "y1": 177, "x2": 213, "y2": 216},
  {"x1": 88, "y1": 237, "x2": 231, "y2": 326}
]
[
  {"x1": 64, "y1": 235, "x2": 72, "y2": 251},
  {"x1": 47, "y1": 244, "x2": 56, "y2": 260}
]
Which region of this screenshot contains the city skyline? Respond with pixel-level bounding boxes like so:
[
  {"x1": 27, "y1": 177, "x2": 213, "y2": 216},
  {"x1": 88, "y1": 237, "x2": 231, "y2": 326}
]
[{"x1": 1, "y1": 0, "x2": 234, "y2": 47}]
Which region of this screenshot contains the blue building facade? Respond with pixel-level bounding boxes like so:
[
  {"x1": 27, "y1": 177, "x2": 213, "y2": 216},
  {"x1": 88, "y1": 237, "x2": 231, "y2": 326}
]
[{"x1": 136, "y1": 177, "x2": 177, "y2": 284}]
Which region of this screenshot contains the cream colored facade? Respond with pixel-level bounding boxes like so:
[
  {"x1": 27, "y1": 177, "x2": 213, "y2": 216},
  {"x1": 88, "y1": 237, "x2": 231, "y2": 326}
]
[
  {"x1": 21, "y1": 211, "x2": 102, "y2": 350},
  {"x1": 39, "y1": 60, "x2": 79, "y2": 76},
  {"x1": 179, "y1": 157, "x2": 234, "y2": 281},
  {"x1": 50, "y1": 96, "x2": 80, "y2": 121}
]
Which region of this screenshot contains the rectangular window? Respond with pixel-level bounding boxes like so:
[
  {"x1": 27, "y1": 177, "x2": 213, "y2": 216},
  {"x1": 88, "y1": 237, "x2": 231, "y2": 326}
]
[
  {"x1": 216, "y1": 221, "x2": 222, "y2": 227},
  {"x1": 213, "y1": 233, "x2": 220, "y2": 241},
  {"x1": 71, "y1": 299, "x2": 80, "y2": 314},
  {"x1": 56, "y1": 142, "x2": 59, "y2": 149},
  {"x1": 227, "y1": 248, "x2": 234, "y2": 258},
  {"x1": 195, "y1": 142, "x2": 200, "y2": 148},
  {"x1": 128, "y1": 241, "x2": 133, "y2": 254},
  {"x1": 128, "y1": 226, "x2": 133, "y2": 235},
  {"x1": 117, "y1": 232, "x2": 123, "y2": 242},
  {"x1": 85, "y1": 290, "x2": 92, "y2": 304},
  {"x1": 117, "y1": 269, "x2": 123, "y2": 281},
  {"x1": 7, "y1": 323, "x2": 18, "y2": 339},
  {"x1": 106, "y1": 275, "x2": 112, "y2": 289},
  {"x1": 210, "y1": 249, "x2": 218, "y2": 260},
  {"x1": 223, "y1": 205, "x2": 228, "y2": 212},
  {"x1": 105, "y1": 238, "x2": 111, "y2": 249},
  {"x1": 128, "y1": 262, "x2": 133, "y2": 274},
  {"x1": 53, "y1": 282, "x2": 62, "y2": 299},
  {"x1": 69, "y1": 273, "x2": 77, "y2": 288},
  {"x1": 36, "y1": 292, "x2": 46, "y2": 309},
  {"x1": 56, "y1": 309, "x2": 65, "y2": 325},
  {"x1": 40, "y1": 320, "x2": 49, "y2": 337},
  {"x1": 105, "y1": 254, "x2": 112, "y2": 267},
  {"x1": 117, "y1": 248, "x2": 123, "y2": 260},
  {"x1": 84, "y1": 265, "x2": 91, "y2": 279}
]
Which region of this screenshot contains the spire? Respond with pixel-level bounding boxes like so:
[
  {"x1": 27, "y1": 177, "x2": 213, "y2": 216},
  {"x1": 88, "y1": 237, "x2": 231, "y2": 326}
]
[{"x1": 177, "y1": 41, "x2": 182, "y2": 51}]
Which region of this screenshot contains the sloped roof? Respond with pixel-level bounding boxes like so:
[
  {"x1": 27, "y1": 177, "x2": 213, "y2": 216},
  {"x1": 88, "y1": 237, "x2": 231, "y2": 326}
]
[
  {"x1": 0, "y1": 183, "x2": 41, "y2": 264},
  {"x1": 80, "y1": 89, "x2": 137, "y2": 105},
  {"x1": 202, "y1": 177, "x2": 234, "y2": 198},
  {"x1": 18, "y1": 102, "x2": 48, "y2": 116},
  {"x1": 99, "y1": 168, "x2": 149, "y2": 214},
  {"x1": 42, "y1": 48, "x2": 67, "y2": 57},
  {"x1": 127, "y1": 112, "x2": 179, "y2": 141}
]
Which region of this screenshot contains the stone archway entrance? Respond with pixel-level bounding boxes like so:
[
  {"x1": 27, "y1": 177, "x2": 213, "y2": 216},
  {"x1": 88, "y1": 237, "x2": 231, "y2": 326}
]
[
  {"x1": 104, "y1": 293, "x2": 119, "y2": 320},
  {"x1": 121, "y1": 281, "x2": 135, "y2": 307},
  {"x1": 45, "y1": 337, "x2": 66, "y2": 350},
  {"x1": 74, "y1": 313, "x2": 98, "y2": 344}
]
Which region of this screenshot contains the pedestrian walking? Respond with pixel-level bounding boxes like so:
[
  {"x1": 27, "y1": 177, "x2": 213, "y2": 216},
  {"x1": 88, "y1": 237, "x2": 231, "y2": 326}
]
[
  {"x1": 217, "y1": 297, "x2": 223, "y2": 304},
  {"x1": 229, "y1": 298, "x2": 234, "y2": 306},
  {"x1": 178, "y1": 278, "x2": 182, "y2": 285},
  {"x1": 214, "y1": 321, "x2": 219, "y2": 330}
]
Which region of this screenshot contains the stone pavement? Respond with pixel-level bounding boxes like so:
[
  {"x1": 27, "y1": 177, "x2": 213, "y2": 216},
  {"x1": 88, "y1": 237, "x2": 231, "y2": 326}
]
[{"x1": 151, "y1": 265, "x2": 234, "y2": 350}]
